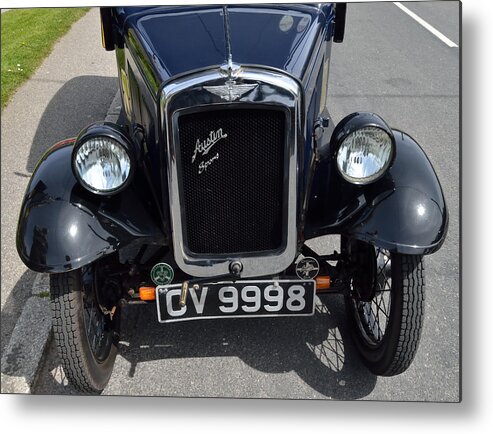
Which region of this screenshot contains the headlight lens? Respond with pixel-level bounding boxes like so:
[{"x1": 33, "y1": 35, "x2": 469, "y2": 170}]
[
  {"x1": 74, "y1": 137, "x2": 132, "y2": 193},
  {"x1": 336, "y1": 126, "x2": 393, "y2": 184}
]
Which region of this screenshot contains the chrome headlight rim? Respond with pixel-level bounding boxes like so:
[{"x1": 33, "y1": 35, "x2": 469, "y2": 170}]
[
  {"x1": 72, "y1": 122, "x2": 136, "y2": 196},
  {"x1": 331, "y1": 112, "x2": 396, "y2": 185}
]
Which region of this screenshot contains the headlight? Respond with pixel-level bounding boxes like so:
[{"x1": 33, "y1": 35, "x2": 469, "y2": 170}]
[
  {"x1": 72, "y1": 123, "x2": 135, "y2": 195},
  {"x1": 332, "y1": 113, "x2": 395, "y2": 184}
]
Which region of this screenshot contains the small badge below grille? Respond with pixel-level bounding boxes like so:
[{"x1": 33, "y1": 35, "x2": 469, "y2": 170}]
[
  {"x1": 151, "y1": 262, "x2": 174, "y2": 285},
  {"x1": 296, "y1": 257, "x2": 320, "y2": 280}
]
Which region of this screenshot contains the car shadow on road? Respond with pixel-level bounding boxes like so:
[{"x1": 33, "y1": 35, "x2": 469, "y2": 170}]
[
  {"x1": 34, "y1": 294, "x2": 377, "y2": 399},
  {"x1": 113, "y1": 294, "x2": 376, "y2": 399},
  {"x1": 26, "y1": 75, "x2": 118, "y2": 173},
  {"x1": 114, "y1": 293, "x2": 377, "y2": 399}
]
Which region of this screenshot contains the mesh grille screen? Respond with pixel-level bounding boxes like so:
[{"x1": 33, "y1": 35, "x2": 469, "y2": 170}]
[{"x1": 177, "y1": 108, "x2": 286, "y2": 255}]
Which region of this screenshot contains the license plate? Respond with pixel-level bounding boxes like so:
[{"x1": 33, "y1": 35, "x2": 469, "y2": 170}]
[{"x1": 156, "y1": 280, "x2": 315, "y2": 323}]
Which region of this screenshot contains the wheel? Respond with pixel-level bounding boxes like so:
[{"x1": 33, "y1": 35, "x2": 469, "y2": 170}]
[
  {"x1": 50, "y1": 264, "x2": 118, "y2": 394},
  {"x1": 343, "y1": 238, "x2": 425, "y2": 376}
]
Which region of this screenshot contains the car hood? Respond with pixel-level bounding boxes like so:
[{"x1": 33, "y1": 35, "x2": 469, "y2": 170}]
[{"x1": 118, "y1": 4, "x2": 330, "y2": 84}]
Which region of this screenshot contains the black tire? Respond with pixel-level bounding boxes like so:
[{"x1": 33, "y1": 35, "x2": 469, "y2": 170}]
[
  {"x1": 344, "y1": 240, "x2": 425, "y2": 376},
  {"x1": 50, "y1": 266, "x2": 118, "y2": 394}
]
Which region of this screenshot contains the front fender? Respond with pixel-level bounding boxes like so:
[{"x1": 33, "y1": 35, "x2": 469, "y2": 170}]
[
  {"x1": 305, "y1": 130, "x2": 448, "y2": 255},
  {"x1": 16, "y1": 140, "x2": 165, "y2": 273}
]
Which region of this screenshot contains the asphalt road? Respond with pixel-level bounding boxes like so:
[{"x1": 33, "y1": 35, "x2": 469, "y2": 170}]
[{"x1": 8, "y1": 2, "x2": 460, "y2": 401}]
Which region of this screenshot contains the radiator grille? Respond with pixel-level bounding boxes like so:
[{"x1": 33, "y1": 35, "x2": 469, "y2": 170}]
[{"x1": 177, "y1": 108, "x2": 286, "y2": 255}]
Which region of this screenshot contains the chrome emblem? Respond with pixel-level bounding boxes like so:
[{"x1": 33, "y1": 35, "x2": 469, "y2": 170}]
[
  {"x1": 192, "y1": 128, "x2": 227, "y2": 163},
  {"x1": 204, "y1": 61, "x2": 258, "y2": 102},
  {"x1": 204, "y1": 81, "x2": 258, "y2": 102},
  {"x1": 295, "y1": 257, "x2": 320, "y2": 280}
]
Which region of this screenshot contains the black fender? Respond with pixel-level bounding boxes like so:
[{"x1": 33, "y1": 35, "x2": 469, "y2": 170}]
[
  {"x1": 305, "y1": 130, "x2": 448, "y2": 255},
  {"x1": 16, "y1": 140, "x2": 165, "y2": 273}
]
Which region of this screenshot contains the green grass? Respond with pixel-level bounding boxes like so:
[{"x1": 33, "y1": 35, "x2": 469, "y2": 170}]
[{"x1": 1, "y1": 7, "x2": 89, "y2": 109}]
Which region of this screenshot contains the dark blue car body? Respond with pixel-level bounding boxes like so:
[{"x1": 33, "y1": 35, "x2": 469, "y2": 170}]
[
  {"x1": 17, "y1": 3, "x2": 447, "y2": 274},
  {"x1": 13, "y1": 3, "x2": 452, "y2": 394}
]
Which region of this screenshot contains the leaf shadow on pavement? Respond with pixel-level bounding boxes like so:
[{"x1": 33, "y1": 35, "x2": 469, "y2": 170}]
[
  {"x1": 1, "y1": 269, "x2": 36, "y2": 356},
  {"x1": 26, "y1": 75, "x2": 118, "y2": 174}
]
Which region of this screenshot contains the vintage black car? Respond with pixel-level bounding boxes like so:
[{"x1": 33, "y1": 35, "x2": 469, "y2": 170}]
[{"x1": 16, "y1": 4, "x2": 448, "y2": 394}]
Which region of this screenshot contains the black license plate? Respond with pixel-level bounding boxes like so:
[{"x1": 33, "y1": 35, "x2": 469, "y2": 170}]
[{"x1": 156, "y1": 280, "x2": 315, "y2": 323}]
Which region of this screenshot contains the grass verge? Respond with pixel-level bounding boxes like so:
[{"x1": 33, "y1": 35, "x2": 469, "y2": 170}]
[{"x1": 1, "y1": 7, "x2": 89, "y2": 109}]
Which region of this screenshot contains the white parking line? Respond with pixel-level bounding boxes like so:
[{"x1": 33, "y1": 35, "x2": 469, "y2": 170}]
[{"x1": 393, "y1": 2, "x2": 458, "y2": 48}]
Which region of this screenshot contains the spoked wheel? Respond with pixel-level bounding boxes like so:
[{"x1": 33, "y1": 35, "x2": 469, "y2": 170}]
[
  {"x1": 50, "y1": 264, "x2": 118, "y2": 394},
  {"x1": 343, "y1": 238, "x2": 425, "y2": 376}
]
